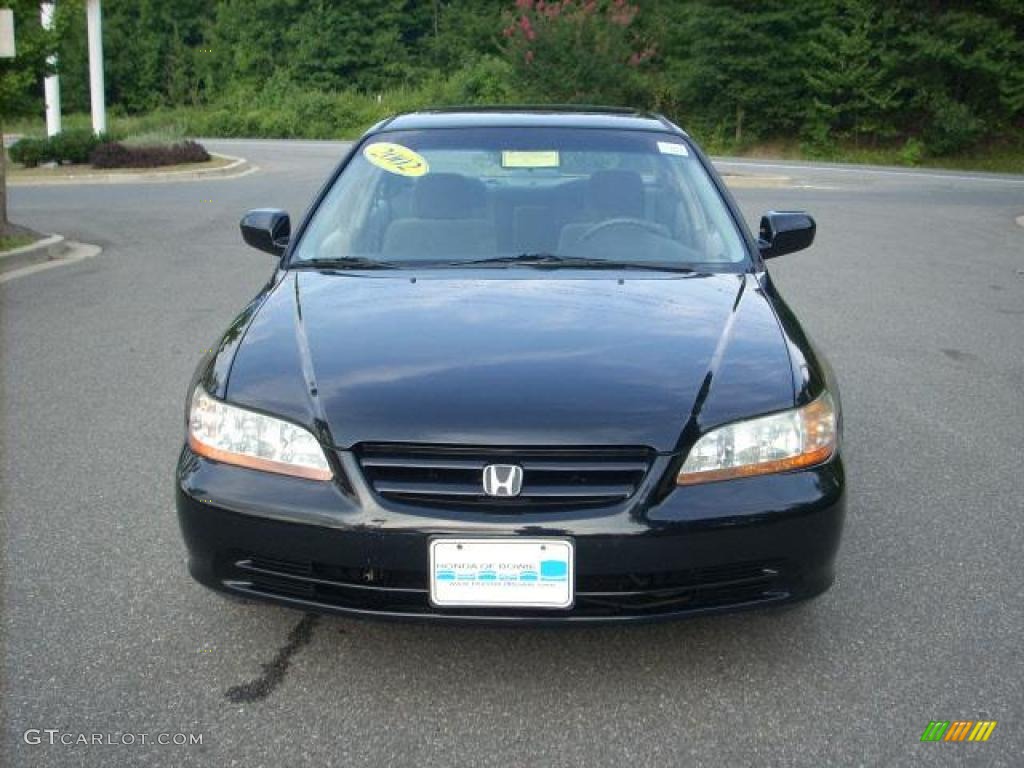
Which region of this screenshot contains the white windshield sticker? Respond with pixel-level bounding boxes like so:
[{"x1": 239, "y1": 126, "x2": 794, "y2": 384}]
[
  {"x1": 657, "y1": 141, "x2": 689, "y2": 157},
  {"x1": 501, "y1": 150, "x2": 560, "y2": 168}
]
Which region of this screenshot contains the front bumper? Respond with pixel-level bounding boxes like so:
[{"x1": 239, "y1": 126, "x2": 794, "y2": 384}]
[{"x1": 176, "y1": 447, "x2": 845, "y2": 624}]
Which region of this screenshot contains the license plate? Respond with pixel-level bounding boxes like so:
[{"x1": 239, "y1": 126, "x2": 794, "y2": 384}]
[{"x1": 429, "y1": 538, "x2": 574, "y2": 609}]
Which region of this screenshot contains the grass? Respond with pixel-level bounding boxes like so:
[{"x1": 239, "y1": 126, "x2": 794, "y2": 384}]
[
  {"x1": 4, "y1": 111, "x2": 192, "y2": 142},
  {"x1": 707, "y1": 137, "x2": 1023, "y2": 174},
  {"x1": 0, "y1": 234, "x2": 37, "y2": 252},
  {"x1": 119, "y1": 126, "x2": 188, "y2": 147}
]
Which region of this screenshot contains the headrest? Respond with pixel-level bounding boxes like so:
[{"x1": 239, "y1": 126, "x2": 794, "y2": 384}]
[
  {"x1": 587, "y1": 170, "x2": 644, "y2": 219},
  {"x1": 414, "y1": 173, "x2": 487, "y2": 219}
]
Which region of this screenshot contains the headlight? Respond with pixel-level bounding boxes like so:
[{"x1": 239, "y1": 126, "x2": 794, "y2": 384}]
[
  {"x1": 188, "y1": 388, "x2": 332, "y2": 481},
  {"x1": 677, "y1": 392, "x2": 837, "y2": 485}
]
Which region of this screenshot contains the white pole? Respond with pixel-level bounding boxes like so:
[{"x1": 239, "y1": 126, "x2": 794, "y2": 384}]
[
  {"x1": 86, "y1": 0, "x2": 106, "y2": 135},
  {"x1": 41, "y1": 2, "x2": 61, "y2": 136}
]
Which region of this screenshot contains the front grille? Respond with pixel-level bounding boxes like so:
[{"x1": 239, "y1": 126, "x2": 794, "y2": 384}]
[
  {"x1": 354, "y1": 444, "x2": 655, "y2": 510},
  {"x1": 573, "y1": 561, "x2": 786, "y2": 613},
  {"x1": 227, "y1": 554, "x2": 789, "y2": 619}
]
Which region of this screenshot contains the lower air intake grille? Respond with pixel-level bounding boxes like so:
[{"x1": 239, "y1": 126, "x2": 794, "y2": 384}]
[
  {"x1": 227, "y1": 554, "x2": 789, "y2": 618},
  {"x1": 354, "y1": 444, "x2": 655, "y2": 510}
]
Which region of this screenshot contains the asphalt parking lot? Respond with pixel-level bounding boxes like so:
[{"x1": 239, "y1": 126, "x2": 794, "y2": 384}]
[{"x1": 3, "y1": 139, "x2": 1023, "y2": 767}]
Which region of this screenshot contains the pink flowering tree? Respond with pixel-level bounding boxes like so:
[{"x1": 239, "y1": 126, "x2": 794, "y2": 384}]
[{"x1": 501, "y1": 0, "x2": 655, "y2": 105}]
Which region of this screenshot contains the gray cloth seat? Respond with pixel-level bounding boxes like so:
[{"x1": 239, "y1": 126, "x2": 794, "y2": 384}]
[
  {"x1": 558, "y1": 169, "x2": 648, "y2": 253},
  {"x1": 383, "y1": 219, "x2": 496, "y2": 259},
  {"x1": 382, "y1": 173, "x2": 496, "y2": 259},
  {"x1": 512, "y1": 205, "x2": 561, "y2": 254}
]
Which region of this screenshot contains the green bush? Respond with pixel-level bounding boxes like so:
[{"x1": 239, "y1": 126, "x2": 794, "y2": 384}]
[
  {"x1": 188, "y1": 109, "x2": 241, "y2": 137},
  {"x1": 179, "y1": 77, "x2": 425, "y2": 140},
  {"x1": 440, "y1": 56, "x2": 518, "y2": 105},
  {"x1": 919, "y1": 96, "x2": 985, "y2": 156},
  {"x1": 896, "y1": 137, "x2": 924, "y2": 167},
  {"x1": 9, "y1": 137, "x2": 48, "y2": 167},
  {"x1": 9, "y1": 130, "x2": 107, "y2": 166},
  {"x1": 798, "y1": 110, "x2": 837, "y2": 155},
  {"x1": 51, "y1": 129, "x2": 105, "y2": 163}
]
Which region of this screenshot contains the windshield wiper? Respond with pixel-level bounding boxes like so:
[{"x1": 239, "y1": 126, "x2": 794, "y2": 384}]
[
  {"x1": 451, "y1": 252, "x2": 581, "y2": 266},
  {"x1": 449, "y1": 253, "x2": 694, "y2": 271},
  {"x1": 297, "y1": 257, "x2": 400, "y2": 270}
]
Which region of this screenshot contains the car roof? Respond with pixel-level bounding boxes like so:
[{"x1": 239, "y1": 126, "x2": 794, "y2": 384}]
[{"x1": 370, "y1": 106, "x2": 685, "y2": 135}]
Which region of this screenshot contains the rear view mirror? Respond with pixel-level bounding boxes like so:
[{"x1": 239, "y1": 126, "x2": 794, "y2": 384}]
[
  {"x1": 758, "y1": 211, "x2": 815, "y2": 258},
  {"x1": 240, "y1": 209, "x2": 290, "y2": 256}
]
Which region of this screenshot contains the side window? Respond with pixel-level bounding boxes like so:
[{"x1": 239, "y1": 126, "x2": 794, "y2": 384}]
[
  {"x1": 672, "y1": 159, "x2": 744, "y2": 262},
  {"x1": 301, "y1": 159, "x2": 380, "y2": 259}
]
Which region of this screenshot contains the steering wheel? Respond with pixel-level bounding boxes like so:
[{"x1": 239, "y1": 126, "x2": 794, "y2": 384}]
[{"x1": 577, "y1": 217, "x2": 667, "y2": 243}]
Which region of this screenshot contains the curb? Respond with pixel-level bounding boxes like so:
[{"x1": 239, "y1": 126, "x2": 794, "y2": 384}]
[
  {"x1": 0, "y1": 238, "x2": 102, "y2": 283},
  {"x1": 6, "y1": 152, "x2": 255, "y2": 186},
  {"x1": 0, "y1": 233, "x2": 68, "y2": 273}
]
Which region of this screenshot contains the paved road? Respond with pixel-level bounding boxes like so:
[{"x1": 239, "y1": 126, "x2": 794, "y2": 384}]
[{"x1": 3, "y1": 140, "x2": 1023, "y2": 767}]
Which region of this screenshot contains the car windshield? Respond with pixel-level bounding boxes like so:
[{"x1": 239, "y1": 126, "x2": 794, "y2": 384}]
[{"x1": 290, "y1": 127, "x2": 749, "y2": 270}]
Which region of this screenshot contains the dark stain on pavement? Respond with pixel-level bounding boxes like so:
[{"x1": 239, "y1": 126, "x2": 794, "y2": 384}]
[
  {"x1": 941, "y1": 348, "x2": 978, "y2": 363},
  {"x1": 224, "y1": 613, "x2": 320, "y2": 703}
]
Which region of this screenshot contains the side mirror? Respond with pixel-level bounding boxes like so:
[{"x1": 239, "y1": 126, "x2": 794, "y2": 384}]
[
  {"x1": 758, "y1": 211, "x2": 815, "y2": 259},
  {"x1": 240, "y1": 209, "x2": 290, "y2": 256}
]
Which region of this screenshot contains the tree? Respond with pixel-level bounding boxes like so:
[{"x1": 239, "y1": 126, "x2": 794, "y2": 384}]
[
  {"x1": 202, "y1": 0, "x2": 304, "y2": 96},
  {"x1": 283, "y1": 0, "x2": 409, "y2": 92},
  {"x1": 1, "y1": 0, "x2": 55, "y2": 236},
  {"x1": 804, "y1": 0, "x2": 902, "y2": 148},
  {"x1": 662, "y1": 0, "x2": 824, "y2": 144},
  {"x1": 501, "y1": 0, "x2": 655, "y2": 105},
  {"x1": 52, "y1": 0, "x2": 215, "y2": 113},
  {"x1": 892, "y1": 2, "x2": 1024, "y2": 153},
  {"x1": 4, "y1": 0, "x2": 1023, "y2": 161},
  {"x1": 53, "y1": 1, "x2": 89, "y2": 112},
  {"x1": 416, "y1": 1, "x2": 506, "y2": 74},
  {"x1": 101, "y1": 0, "x2": 212, "y2": 111}
]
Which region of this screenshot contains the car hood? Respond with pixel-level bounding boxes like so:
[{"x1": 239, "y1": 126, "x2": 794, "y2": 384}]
[{"x1": 225, "y1": 270, "x2": 796, "y2": 452}]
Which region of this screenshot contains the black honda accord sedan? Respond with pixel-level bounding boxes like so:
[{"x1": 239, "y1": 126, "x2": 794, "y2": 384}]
[{"x1": 176, "y1": 107, "x2": 844, "y2": 623}]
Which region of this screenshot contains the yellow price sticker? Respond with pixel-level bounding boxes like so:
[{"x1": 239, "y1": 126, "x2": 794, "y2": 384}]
[{"x1": 363, "y1": 142, "x2": 429, "y2": 177}]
